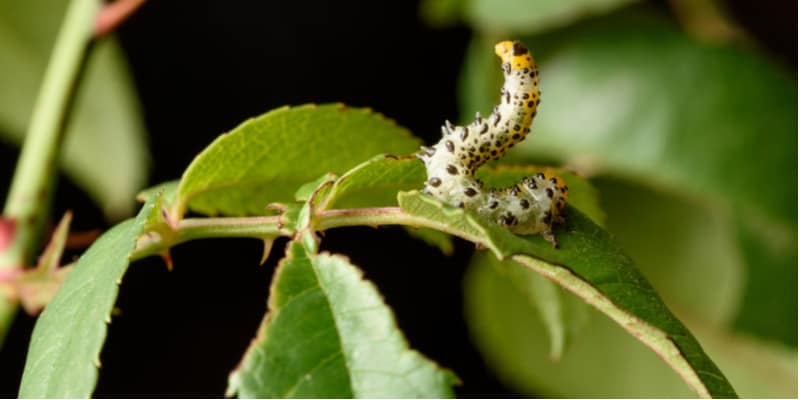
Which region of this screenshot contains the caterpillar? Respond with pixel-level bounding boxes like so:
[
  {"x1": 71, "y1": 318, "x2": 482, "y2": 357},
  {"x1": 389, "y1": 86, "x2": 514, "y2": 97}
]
[{"x1": 417, "y1": 40, "x2": 567, "y2": 247}]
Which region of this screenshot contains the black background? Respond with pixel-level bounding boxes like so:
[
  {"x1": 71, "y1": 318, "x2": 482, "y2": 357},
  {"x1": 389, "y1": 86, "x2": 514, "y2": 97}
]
[{"x1": 0, "y1": 0, "x2": 795, "y2": 397}]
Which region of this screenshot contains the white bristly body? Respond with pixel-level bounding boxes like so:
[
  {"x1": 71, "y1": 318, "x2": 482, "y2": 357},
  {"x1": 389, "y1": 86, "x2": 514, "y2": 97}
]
[{"x1": 417, "y1": 40, "x2": 568, "y2": 247}]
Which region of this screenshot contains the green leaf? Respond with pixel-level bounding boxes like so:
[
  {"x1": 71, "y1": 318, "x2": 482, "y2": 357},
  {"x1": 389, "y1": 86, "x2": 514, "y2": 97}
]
[
  {"x1": 227, "y1": 240, "x2": 458, "y2": 398},
  {"x1": 175, "y1": 104, "x2": 421, "y2": 218},
  {"x1": 420, "y1": 0, "x2": 638, "y2": 34},
  {"x1": 398, "y1": 191, "x2": 736, "y2": 397},
  {"x1": 322, "y1": 155, "x2": 425, "y2": 210},
  {"x1": 461, "y1": 9, "x2": 796, "y2": 346},
  {"x1": 18, "y1": 194, "x2": 156, "y2": 397},
  {"x1": 0, "y1": 0, "x2": 149, "y2": 219}
]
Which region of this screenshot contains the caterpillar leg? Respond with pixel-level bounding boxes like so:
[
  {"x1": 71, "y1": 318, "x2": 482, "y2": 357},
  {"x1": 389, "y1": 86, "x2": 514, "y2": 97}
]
[{"x1": 542, "y1": 227, "x2": 559, "y2": 248}]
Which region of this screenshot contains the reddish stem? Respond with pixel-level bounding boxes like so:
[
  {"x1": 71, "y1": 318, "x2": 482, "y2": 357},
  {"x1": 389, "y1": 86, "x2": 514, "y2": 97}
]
[{"x1": 94, "y1": 0, "x2": 147, "y2": 36}]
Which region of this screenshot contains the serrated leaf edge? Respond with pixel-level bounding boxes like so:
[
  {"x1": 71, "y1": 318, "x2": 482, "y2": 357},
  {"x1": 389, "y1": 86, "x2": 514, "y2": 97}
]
[{"x1": 174, "y1": 103, "x2": 421, "y2": 219}]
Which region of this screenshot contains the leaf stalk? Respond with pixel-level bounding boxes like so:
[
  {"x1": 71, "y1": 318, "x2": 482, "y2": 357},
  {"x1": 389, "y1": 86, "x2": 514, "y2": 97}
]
[{"x1": 130, "y1": 207, "x2": 478, "y2": 261}]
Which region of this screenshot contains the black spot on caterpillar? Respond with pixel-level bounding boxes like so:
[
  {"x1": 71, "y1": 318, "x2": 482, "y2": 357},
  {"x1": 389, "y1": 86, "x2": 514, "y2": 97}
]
[{"x1": 417, "y1": 40, "x2": 567, "y2": 247}]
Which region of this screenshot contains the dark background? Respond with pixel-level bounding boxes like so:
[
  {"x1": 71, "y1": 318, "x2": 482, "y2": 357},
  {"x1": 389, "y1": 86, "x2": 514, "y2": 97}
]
[{"x1": 0, "y1": 0, "x2": 795, "y2": 396}]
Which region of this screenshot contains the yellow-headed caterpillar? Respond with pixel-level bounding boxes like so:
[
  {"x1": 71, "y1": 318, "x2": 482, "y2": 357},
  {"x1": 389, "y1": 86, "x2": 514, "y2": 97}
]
[{"x1": 417, "y1": 40, "x2": 567, "y2": 247}]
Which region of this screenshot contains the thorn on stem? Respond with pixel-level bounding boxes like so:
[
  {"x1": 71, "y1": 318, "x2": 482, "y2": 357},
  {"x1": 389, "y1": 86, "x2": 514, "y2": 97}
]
[
  {"x1": 260, "y1": 238, "x2": 274, "y2": 266},
  {"x1": 160, "y1": 250, "x2": 173, "y2": 271}
]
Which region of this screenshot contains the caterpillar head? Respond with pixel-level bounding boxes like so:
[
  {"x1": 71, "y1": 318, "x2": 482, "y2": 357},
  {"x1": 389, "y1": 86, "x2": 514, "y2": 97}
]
[{"x1": 494, "y1": 40, "x2": 535, "y2": 71}]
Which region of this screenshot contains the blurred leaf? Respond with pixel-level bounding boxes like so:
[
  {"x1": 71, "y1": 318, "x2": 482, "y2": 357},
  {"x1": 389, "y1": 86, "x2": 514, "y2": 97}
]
[
  {"x1": 596, "y1": 178, "x2": 745, "y2": 328},
  {"x1": 458, "y1": 35, "x2": 505, "y2": 126},
  {"x1": 227, "y1": 240, "x2": 458, "y2": 398},
  {"x1": 464, "y1": 251, "x2": 797, "y2": 397},
  {"x1": 731, "y1": 214, "x2": 797, "y2": 346},
  {"x1": 588, "y1": 177, "x2": 796, "y2": 396},
  {"x1": 18, "y1": 194, "x2": 156, "y2": 397},
  {"x1": 461, "y1": 9, "x2": 797, "y2": 345},
  {"x1": 420, "y1": 0, "x2": 638, "y2": 34},
  {"x1": 692, "y1": 322, "x2": 797, "y2": 398},
  {"x1": 398, "y1": 191, "x2": 736, "y2": 397},
  {"x1": 174, "y1": 104, "x2": 420, "y2": 218},
  {"x1": 464, "y1": 253, "x2": 693, "y2": 397},
  {"x1": 0, "y1": 0, "x2": 149, "y2": 219},
  {"x1": 472, "y1": 251, "x2": 589, "y2": 361}
]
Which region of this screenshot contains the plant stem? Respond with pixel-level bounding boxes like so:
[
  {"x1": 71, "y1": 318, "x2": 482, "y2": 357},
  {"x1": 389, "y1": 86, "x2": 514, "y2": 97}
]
[
  {"x1": 130, "y1": 207, "x2": 483, "y2": 262},
  {"x1": 0, "y1": 0, "x2": 100, "y2": 345},
  {"x1": 131, "y1": 216, "x2": 282, "y2": 261},
  {"x1": 316, "y1": 207, "x2": 486, "y2": 244}
]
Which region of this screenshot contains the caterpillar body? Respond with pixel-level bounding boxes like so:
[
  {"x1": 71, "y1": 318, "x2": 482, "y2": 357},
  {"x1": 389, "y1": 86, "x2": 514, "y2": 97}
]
[{"x1": 417, "y1": 40, "x2": 567, "y2": 247}]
